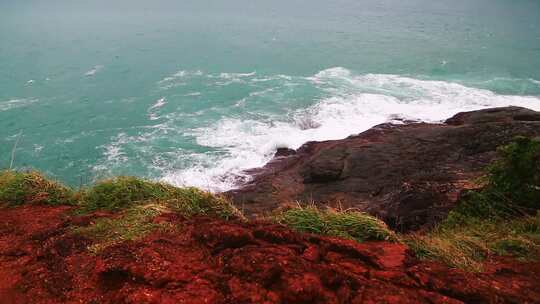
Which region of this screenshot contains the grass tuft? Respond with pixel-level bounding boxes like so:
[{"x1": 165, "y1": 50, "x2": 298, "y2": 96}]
[
  {"x1": 405, "y1": 137, "x2": 540, "y2": 270},
  {"x1": 0, "y1": 170, "x2": 74, "y2": 206},
  {"x1": 0, "y1": 170, "x2": 242, "y2": 219},
  {"x1": 165, "y1": 188, "x2": 244, "y2": 220},
  {"x1": 405, "y1": 212, "x2": 540, "y2": 271},
  {"x1": 73, "y1": 203, "x2": 171, "y2": 253},
  {"x1": 72, "y1": 179, "x2": 243, "y2": 252},
  {"x1": 76, "y1": 176, "x2": 243, "y2": 219},
  {"x1": 274, "y1": 205, "x2": 397, "y2": 242},
  {"x1": 445, "y1": 136, "x2": 540, "y2": 226},
  {"x1": 77, "y1": 176, "x2": 181, "y2": 212}
]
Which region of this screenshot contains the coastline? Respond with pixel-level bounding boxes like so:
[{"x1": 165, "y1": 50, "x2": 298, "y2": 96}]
[
  {"x1": 226, "y1": 106, "x2": 540, "y2": 231},
  {"x1": 0, "y1": 106, "x2": 539, "y2": 303}
]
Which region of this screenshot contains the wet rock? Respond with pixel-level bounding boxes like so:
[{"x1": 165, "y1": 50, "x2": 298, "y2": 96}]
[
  {"x1": 226, "y1": 106, "x2": 540, "y2": 231},
  {"x1": 445, "y1": 106, "x2": 540, "y2": 125},
  {"x1": 274, "y1": 147, "x2": 296, "y2": 158}
]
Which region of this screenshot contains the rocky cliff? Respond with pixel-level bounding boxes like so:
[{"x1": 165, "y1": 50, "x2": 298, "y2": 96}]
[
  {"x1": 227, "y1": 107, "x2": 540, "y2": 231},
  {"x1": 1, "y1": 106, "x2": 539, "y2": 303},
  {"x1": 1, "y1": 204, "x2": 539, "y2": 303}
]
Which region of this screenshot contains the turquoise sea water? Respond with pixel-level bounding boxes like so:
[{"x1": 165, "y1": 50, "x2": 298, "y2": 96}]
[{"x1": 1, "y1": 0, "x2": 540, "y2": 190}]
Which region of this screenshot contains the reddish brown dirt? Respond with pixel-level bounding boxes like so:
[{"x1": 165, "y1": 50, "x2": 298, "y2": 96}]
[{"x1": 1, "y1": 205, "x2": 539, "y2": 304}]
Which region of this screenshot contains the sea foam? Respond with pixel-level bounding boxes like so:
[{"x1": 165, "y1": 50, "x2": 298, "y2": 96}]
[
  {"x1": 84, "y1": 65, "x2": 104, "y2": 76},
  {"x1": 159, "y1": 68, "x2": 540, "y2": 192},
  {"x1": 0, "y1": 98, "x2": 39, "y2": 112}
]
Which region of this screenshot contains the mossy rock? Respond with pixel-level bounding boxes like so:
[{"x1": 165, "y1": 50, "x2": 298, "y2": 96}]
[{"x1": 0, "y1": 170, "x2": 74, "y2": 206}]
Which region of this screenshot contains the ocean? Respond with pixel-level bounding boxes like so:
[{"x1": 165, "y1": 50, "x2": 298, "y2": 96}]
[{"x1": 1, "y1": 0, "x2": 540, "y2": 191}]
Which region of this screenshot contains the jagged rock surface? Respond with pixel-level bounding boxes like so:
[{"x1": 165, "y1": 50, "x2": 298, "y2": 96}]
[
  {"x1": 226, "y1": 107, "x2": 540, "y2": 231},
  {"x1": 1, "y1": 205, "x2": 539, "y2": 303}
]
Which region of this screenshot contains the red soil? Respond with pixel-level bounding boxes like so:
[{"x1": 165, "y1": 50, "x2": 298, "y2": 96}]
[{"x1": 1, "y1": 205, "x2": 539, "y2": 304}]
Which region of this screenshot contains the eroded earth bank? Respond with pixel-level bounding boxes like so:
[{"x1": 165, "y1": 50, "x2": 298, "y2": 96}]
[{"x1": 0, "y1": 107, "x2": 539, "y2": 303}]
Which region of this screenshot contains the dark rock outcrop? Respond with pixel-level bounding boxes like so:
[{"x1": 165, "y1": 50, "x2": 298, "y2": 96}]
[
  {"x1": 274, "y1": 147, "x2": 296, "y2": 158},
  {"x1": 226, "y1": 107, "x2": 540, "y2": 231}
]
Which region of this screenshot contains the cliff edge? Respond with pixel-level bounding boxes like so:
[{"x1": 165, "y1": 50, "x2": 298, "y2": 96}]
[{"x1": 226, "y1": 106, "x2": 540, "y2": 231}]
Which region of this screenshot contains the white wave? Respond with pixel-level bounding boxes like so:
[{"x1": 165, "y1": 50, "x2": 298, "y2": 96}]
[
  {"x1": 33, "y1": 144, "x2": 44, "y2": 153},
  {"x1": 172, "y1": 70, "x2": 203, "y2": 78},
  {"x1": 217, "y1": 71, "x2": 256, "y2": 79},
  {"x1": 84, "y1": 65, "x2": 104, "y2": 76},
  {"x1": 251, "y1": 75, "x2": 292, "y2": 83},
  {"x1": 0, "y1": 98, "x2": 38, "y2": 112},
  {"x1": 208, "y1": 71, "x2": 258, "y2": 86},
  {"x1": 103, "y1": 133, "x2": 130, "y2": 163},
  {"x1": 147, "y1": 97, "x2": 167, "y2": 120},
  {"x1": 470, "y1": 77, "x2": 540, "y2": 87},
  {"x1": 149, "y1": 97, "x2": 167, "y2": 110},
  {"x1": 159, "y1": 70, "x2": 265, "y2": 90},
  {"x1": 161, "y1": 67, "x2": 540, "y2": 192},
  {"x1": 158, "y1": 70, "x2": 203, "y2": 90},
  {"x1": 92, "y1": 133, "x2": 135, "y2": 175}
]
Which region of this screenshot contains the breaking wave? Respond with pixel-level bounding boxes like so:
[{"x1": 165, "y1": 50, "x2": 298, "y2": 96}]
[
  {"x1": 0, "y1": 98, "x2": 39, "y2": 112},
  {"x1": 94, "y1": 67, "x2": 540, "y2": 192}
]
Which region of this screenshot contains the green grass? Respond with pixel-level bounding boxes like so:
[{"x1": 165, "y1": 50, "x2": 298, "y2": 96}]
[
  {"x1": 0, "y1": 170, "x2": 242, "y2": 219},
  {"x1": 3, "y1": 136, "x2": 538, "y2": 263},
  {"x1": 77, "y1": 176, "x2": 186, "y2": 212},
  {"x1": 0, "y1": 171, "x2": 243, "y2": 251},
  {"x1": 72, "y1": 177, "x2": 243, "y2": 251},
  {"x1": 406, "y1": 137, "x2": 540, "y2": 271},
  {"x1": 446, "y1": 136, "x2": 540, "y2": 225},
  {"x1": 73, "y1": 203, "x2": 172, "y2": 253},
  {"x1": 0, "y1": 170, "x2": 74, "y2": 206},
  {"x1": 164, "y1": 188, "x2": 244, "y2": 220},
  {"x1": 76, "y1": 176, "x2": 243, "y2": 220},
  {"x1": 71, "y1": 179, "x2": 243, "y2": 252},
  {"x1": 274, "y1": 206, "x2": 397, "y2": 242},
  {"x1": 405, "y1": 212, "x2": 540, "y2": 271}
]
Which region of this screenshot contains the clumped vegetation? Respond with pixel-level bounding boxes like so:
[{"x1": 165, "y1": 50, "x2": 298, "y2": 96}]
[
  {"x1": 72, "y1": 178, "x2": 241, "y2": 252},
  {"x1": 73, "y1": 203, "x2": 170, "y2": 253},
  {"x1": 3, "y1": 136, "x2": 539, "y2": 264},
  {"x1": 0, "y1": 171, "x2": 241, "y2": 217},
  {"x1": 447, "y1": 136, "x2": 539, "y2": 224},
  {"x1": 0, "y1": 170, "x2": 74, "y2": 206},
  {"x1": 406, "y1": 212, "x2": 540, "y2": 271},
  {"x1": 0, "y1": 171, "x2": 243, "y2": 252},
  {"x1": 77, "y1": 176, "x2": 186, "y2": 212},
  {"x1": 75, "y1": 176, "x2": 243, "y2": 219},
  {"x1": 165, "y1": 188, "x2": 243, "y2": 220},
  {"x1": 407, "y1": 136, "x2": 540, "y2": 270},
  {"x1": 274, "y1": 205, "x2": 397, "y2": 242}
]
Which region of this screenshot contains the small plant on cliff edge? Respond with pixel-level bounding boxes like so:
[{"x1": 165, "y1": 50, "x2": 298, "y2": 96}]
[
  {"x1": 406, "y1": 212, "x2": 540, "y2": 271},
  {"x1": 274, "y1": 205, "x2": 397, "y2": 242},
  {"x1": 77, "y1": 176, "x2": 180, "y2": 212},
  {"x1": 488, "y1": 136, "x2": 540, "y2": 209},
  {"x1": 406, "y1": 137, "x2": 540, "y2": 270},
  {"x1": 73, "y1": 203, "x2": 171, "y2": 253},
  {"x1": 445, "y1": 136, "x2": 540, "y2": 226},
  {"x1": 165, "y1": 188, "x2": 244, "y2": 220},
  {"x1": 77, "y1": 176, "x2": 244, "y2": 219},
  {"x1": 0, "y1": 170, "x2": 74, "y2": 206}
]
